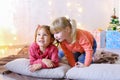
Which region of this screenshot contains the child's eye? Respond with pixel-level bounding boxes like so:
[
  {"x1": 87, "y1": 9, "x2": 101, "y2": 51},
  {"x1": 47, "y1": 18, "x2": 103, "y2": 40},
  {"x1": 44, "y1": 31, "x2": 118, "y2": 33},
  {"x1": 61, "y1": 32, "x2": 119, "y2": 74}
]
[
  {"x1": 37, "y1": 33, "x2": 40, "y2": 36},
  {"x1": 37, "y1": 33, "x2": 49, "y2": 37},
  {"x1": 43, "y1": 34, "x2": 48, "y2": 36},
  {"x1": 55, "y1": 32, "x2": 59, "y2": 34}
]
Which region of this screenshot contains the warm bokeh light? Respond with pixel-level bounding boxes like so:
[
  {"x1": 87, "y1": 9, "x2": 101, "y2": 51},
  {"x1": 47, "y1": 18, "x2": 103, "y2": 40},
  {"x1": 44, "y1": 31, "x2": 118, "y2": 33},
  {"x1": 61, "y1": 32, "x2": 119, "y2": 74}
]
[
  {"x1": 0, "y1": 0, "x2": 84, "y2": 47},
  {"x1": 0, "y1": 0, "x2": 118, "y2": 48},
  {"x1": 78, "y1": 8, "x2": 83, "y2": 13},
  {"x1": 48, "y1": 0, "x2": 52, "y2": 6},
  {"x1": 0, "y1": 0, "x2": 17, "y2": 46},
  {"x1": 0, "y1": 47, "x2": 22, "y2": 58},
  {"x1": 0, "y1": 0, "x2": 118, "y2": 58},
  {"x1": 66, "y1": 2, "x2": 72, "y2": 8}
]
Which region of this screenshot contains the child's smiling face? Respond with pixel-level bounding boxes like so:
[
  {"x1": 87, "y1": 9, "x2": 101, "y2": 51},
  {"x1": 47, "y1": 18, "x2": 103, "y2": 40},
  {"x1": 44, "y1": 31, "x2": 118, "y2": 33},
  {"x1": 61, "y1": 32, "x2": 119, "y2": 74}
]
[{"x1": 36, "y1": 28, "x2": 51, "y2": 48}]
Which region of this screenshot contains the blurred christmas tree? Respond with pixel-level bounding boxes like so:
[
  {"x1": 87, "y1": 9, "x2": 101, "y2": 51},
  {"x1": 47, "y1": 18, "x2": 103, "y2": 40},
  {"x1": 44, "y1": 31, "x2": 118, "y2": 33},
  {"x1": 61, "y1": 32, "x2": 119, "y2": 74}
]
[{"x1": 108, "y1": 8, "x2": 120, "y2": 30}]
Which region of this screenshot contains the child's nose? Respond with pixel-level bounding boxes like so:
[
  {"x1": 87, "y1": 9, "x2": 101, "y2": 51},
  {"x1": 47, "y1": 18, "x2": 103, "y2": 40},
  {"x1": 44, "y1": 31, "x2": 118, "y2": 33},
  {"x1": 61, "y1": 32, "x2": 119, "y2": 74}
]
[{"x1": 40, "y1": 35, "x2": 44, "y2": 39}]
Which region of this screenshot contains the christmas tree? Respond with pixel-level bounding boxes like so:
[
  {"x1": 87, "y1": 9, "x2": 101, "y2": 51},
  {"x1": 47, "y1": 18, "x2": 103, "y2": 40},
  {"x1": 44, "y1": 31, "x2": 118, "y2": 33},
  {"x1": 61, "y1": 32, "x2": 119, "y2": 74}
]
[{"x1": 108, "y1": 8, "x2": 120, "y2": 30}]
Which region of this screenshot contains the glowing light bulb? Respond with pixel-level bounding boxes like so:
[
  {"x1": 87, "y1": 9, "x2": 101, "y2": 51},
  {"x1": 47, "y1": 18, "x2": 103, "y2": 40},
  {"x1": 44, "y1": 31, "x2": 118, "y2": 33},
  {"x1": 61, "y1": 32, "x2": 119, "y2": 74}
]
[
  {"x1": 1, "y1": 49, "x2": 5, "y2": 55},
  {"x1": 8, "y1": 43, "x2": 13, "y2": 46},
  {"x1": 48, "y1": 1, "x2": 52, "y2": 6},
  {"x1": 11, "y1": 29, "x2": 16, "y2": 35},
  {"x1": 13, "y1": 36, "x2": 17, "y2": 40},
  {"x1": 66, "y1": 2, "x2": 71, "y2": 8},
  {"x1": 78, "y1": 8, "x2": 83, "y2": 13},
  {"x1": 50, "y1": 16, "x2": 53, "y2": 20}
]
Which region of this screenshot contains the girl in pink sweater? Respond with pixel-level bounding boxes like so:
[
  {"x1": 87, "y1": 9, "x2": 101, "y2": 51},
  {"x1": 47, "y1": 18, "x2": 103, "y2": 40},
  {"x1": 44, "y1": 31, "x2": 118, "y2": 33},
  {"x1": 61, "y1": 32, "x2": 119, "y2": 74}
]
[
  {"x1": 29, "y1": 25, "x2": 59, "y2": 72},
  {"x1": 50, "y1": 17, "x2": 97, "y2": 67}
]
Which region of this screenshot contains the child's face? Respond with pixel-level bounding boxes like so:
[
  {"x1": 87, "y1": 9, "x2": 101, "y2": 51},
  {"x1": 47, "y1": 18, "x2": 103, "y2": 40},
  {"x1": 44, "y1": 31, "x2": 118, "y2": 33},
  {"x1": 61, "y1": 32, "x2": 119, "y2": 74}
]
[
  {"x1": 36, "y1": 28, "x2": 51, "y2": 48},
  {"x1": 53, "y1": 28, "x2": 68, "y2": 42}
]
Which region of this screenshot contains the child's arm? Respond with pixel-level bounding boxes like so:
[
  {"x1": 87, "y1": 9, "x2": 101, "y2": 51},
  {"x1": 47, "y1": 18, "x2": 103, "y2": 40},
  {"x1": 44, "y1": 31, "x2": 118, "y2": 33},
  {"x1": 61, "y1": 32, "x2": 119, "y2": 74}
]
[
  {"x1": 50, "y1": 46, "x2": 59, "y2": 67},
  {"x1": 29, "y1": 64, "x2": 42, "y2": 72},
  {"x1": 42, "y1": 59, "x2": 54, "y2": 68},
  {"x1": 80, "y1": 41, "x2": 93, "y2": 66}
]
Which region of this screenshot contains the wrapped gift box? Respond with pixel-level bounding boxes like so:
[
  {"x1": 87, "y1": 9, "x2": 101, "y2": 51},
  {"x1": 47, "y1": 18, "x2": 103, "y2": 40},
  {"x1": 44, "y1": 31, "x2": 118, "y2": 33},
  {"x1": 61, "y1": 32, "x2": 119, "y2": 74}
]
[
  {"x1": 106, "y1": 31, "x2": 120, "y2": 48},
  {"x1": 92, "y1": 30, "x2": 106, "y2": 48}
]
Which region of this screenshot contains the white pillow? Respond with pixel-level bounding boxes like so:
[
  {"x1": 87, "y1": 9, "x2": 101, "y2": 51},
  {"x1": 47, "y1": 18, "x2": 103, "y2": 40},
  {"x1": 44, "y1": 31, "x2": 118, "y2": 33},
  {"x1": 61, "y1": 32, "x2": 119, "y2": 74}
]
[
  {"x1": 66, "y1": 64, "x2": 120, "y2": 80},
  {"x1": 5, "y1": 58, "x2": 71, "y2": 78}
]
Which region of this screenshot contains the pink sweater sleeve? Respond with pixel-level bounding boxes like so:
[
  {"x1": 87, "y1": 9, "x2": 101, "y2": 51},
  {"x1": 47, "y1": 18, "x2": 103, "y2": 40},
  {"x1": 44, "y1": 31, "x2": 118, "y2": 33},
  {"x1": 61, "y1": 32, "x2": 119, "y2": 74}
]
[
  {"x1": 29, "y1": 43, "x2": 47, "y2": 68},
  {"x1": 49, "y1": 46, "x2": 59, "y2": 67}
]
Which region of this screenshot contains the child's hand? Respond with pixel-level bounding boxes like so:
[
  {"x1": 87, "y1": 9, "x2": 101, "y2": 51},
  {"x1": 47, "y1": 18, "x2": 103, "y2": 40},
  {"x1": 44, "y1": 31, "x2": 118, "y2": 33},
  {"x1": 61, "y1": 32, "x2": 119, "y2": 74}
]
[
  {"x1": 42, "y1": 59, "x2": 54, "y2": 68},
  {"x1": 29, "y1": 64, "x2": 42, "y2": 72},
  {"x1": 75, "y1": 62, "x2": 85, "y2": 68}
]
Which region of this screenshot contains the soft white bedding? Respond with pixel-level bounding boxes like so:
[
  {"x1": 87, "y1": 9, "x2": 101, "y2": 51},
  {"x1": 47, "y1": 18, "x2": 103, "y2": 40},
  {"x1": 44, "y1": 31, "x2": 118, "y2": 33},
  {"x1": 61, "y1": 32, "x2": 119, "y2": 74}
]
[
  {"x1": 2, "y1": 64, "x2": 120, "y2": 80},
  {"x1": 66, "y1": 64, "x2": 120, "y2": 80},
  {"x1": 4, "y1": 58, "x2": 71, "y2": 79}
]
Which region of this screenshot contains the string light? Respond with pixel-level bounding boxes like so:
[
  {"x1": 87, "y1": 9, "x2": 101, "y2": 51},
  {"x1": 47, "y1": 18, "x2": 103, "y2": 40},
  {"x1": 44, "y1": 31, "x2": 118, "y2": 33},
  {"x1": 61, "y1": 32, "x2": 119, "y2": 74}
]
[
  {"x1": 48, "y1": 0, "x2": 52, "y2": 6},
  {"x1": 11, "y1": 28, "x2": 16, "y2": 35},
  {"x1": 0, "y1": 0, "x2": 83, "y2": 47},
  {"x1": 13, "y1": 36, "x2": 17, "y2": 40},
  {"x1": 66, "y1": 2, "x2": 72, "y2": 8},
  {"x1": 8, "y1": 43, "x2": 13, "y2": 46},
  {"x1": 77, "y1": 7, "x2": 83, "y2": 13}
]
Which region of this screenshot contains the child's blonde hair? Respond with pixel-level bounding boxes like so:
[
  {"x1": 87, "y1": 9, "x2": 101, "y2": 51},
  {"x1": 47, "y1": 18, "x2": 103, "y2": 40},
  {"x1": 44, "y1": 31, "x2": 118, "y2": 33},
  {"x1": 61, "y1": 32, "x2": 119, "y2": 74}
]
[
  {"x1": 50, "y1": 17, "x2": 77, "y2": 43},
  {"x1": 34, "y1": 25, "x2": 54, "y2": 43}
]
